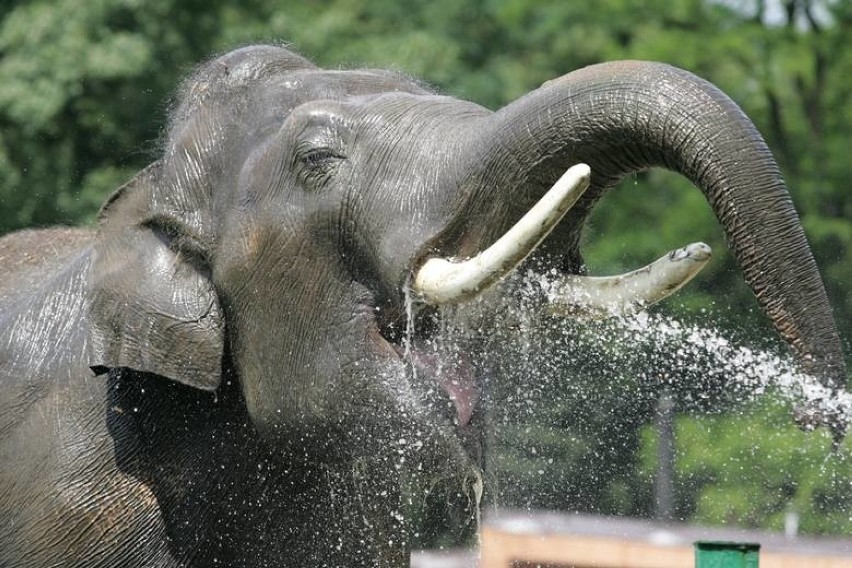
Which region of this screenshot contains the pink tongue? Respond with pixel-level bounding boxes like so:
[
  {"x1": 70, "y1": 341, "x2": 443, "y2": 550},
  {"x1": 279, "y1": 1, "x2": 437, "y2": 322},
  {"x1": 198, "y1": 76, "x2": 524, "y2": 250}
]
[
  {"x1": 407, "y1": 349, "x2": 478, "y2": 426},
  {"x1": 438, "y1": 372, "x2": 478, "y2": 427}
]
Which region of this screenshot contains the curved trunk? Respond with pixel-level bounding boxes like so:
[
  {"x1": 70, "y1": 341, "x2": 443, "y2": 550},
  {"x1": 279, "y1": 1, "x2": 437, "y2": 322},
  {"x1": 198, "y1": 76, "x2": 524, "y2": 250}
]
[{"x1": 475, "y1": 60, "x2": 845, "y2": 393}]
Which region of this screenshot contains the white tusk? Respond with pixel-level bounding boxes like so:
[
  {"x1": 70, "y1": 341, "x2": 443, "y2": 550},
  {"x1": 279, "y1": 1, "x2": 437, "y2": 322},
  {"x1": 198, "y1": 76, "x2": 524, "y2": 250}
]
[
  {"x1": 413, "y1": 164, "x2": 592, "y2": 305},
  {"x1": 547, "y1": 242, "x2": 712, "y2": 317}
]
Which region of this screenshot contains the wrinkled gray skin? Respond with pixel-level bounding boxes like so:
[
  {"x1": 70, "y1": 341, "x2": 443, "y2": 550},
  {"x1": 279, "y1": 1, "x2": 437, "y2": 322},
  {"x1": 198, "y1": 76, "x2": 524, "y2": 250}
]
[{"x1": 0, "y1": 45, "x2": 846, "y2": 567}]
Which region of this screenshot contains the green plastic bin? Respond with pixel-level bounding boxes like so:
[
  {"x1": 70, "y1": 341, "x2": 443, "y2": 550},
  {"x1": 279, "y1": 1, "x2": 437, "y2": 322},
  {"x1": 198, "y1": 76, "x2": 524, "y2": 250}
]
[{"x1": 694, "y1": 541, "x2": 760, "y2": 568}]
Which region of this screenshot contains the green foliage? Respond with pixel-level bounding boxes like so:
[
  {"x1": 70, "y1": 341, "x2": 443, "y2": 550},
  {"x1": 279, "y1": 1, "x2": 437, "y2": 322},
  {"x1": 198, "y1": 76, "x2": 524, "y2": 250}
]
[
  {"x1": 0, "y1": 0, "x2": 849, "y2": 538},
  {"x1": 0, "y1": 0, "x2": 271, "y2": 229},
  {"x1": 640, "y1": 395, "x2": 852, "y2": 534}
]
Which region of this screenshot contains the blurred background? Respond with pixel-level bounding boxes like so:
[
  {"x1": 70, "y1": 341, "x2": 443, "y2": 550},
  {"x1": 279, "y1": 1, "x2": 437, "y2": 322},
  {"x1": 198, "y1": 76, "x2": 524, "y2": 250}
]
[{"x1": 0, "y1": 0, "x2": 849, "y2": 541}]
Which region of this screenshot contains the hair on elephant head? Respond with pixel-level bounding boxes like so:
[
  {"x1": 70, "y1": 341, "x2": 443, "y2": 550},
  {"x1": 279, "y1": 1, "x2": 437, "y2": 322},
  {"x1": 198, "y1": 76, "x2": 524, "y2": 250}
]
[{"x1": 0, "y1": 44, "x2": 846, "y2": 567}]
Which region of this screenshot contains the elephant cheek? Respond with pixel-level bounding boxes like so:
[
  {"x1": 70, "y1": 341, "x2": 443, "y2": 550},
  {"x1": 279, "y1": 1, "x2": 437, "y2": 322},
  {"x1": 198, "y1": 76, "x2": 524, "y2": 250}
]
[
  {"x1": 230, "y1": 318, "x2": 401, "y2": 446},
  {"x1": 236, "y1": 355, "x2": 332, "y2": 445},
  {"x1": 233, "y1": 374, "x2": 335, "y2": 452}
]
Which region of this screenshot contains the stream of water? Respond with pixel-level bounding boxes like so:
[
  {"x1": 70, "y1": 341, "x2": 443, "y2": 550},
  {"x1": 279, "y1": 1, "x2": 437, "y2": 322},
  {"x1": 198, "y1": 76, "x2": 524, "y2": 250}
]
[{"x1": 402, "y1": 268, "x2": 851, "y2": 539}]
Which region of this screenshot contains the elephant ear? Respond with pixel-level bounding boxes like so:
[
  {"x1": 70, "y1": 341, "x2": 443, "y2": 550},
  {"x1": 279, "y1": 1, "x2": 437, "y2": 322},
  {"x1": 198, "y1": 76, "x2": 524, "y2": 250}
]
[{"x1": 88, "y1": 164, "x2": 224, "y2": 390}]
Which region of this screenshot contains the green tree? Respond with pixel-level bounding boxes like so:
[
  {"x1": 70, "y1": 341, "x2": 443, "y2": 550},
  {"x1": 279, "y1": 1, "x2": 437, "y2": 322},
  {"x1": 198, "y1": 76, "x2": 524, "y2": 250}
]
[
  {"x1": 640, "y1": 395, "x2": 852, "y2": 534},
  {"x1": 0, "y1": 0, "x2": 272, "y2": 231},
  {"x1": 0, "y1": 0, "x2": 849, "y2": 538}
]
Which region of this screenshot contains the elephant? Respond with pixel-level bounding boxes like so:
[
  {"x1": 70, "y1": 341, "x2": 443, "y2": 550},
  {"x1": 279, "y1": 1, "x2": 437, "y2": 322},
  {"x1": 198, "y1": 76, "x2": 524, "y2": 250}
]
[{"x1": 0, "y1": 44, "x2": 847, "y2": 567}]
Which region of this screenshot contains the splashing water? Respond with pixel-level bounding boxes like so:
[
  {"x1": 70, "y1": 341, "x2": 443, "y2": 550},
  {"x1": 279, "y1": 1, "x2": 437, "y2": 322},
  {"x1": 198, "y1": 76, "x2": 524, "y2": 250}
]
[
  {"x1": 406, "y1": 264, "x2": 852, "y2": 437},
  {"x1": 614, "y1": 311, "x2": 852, "y2": 428},
  {"x1": 473, "y1": 267, "x2": 852, "y2": 429},
  {"x1": 400, "y1": 267, "x2": 851, "y2": 540},
  {"x1": 403, "y1": 274, "x2": 416, "y2": 363}
]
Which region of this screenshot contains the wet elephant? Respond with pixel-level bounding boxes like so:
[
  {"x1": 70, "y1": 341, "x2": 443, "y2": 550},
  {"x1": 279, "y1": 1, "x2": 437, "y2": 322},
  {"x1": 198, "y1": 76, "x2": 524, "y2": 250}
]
[{"x1": 0, "y1": 45, "x2": 846, "y2": 567}]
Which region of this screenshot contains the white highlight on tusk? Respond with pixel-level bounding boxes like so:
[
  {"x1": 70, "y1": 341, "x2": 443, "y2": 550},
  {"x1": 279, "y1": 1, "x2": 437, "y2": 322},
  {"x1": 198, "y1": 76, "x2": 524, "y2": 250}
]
[
  {"x1": 413, "y1": 164, "x2": 592, "y2": 305},
  {"x1": 547, "y1": 242, "x2": 712, "y2": 317}
]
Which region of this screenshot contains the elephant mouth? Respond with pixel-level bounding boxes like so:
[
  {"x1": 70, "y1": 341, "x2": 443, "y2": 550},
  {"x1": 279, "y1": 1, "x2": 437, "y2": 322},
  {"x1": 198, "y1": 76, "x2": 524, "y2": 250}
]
[
  {"x1": 376, "y1": 163, "x2": 714, "y2": 428},
  {"x1": 403, "y1": 343, "x2": 479, "y2": 427},
  {"x1": 367, "y1": 318, "x2": 478, "y2": 427}
]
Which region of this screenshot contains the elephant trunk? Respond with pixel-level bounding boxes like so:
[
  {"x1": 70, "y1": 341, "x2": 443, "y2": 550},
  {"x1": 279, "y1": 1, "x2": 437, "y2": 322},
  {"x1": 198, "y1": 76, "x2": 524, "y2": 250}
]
[{"x1": 473, "y1": 60, "x2": 846, "y2": 395}]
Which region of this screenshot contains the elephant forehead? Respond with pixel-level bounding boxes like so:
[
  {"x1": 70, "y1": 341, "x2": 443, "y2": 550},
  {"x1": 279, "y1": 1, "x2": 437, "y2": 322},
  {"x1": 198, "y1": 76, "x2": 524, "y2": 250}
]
[
  {"x1": 350, "y1": 90, "x2": 489, "y2": 119},
  {"x1": 261, "y1": 69, "x2": 431, "y2": 109}
]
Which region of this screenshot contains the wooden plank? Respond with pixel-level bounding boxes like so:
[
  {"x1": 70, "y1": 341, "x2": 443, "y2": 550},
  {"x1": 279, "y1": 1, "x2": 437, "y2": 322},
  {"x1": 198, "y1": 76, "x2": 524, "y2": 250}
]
[
  {"x1": 480, "y1": 528, "x2": 852, "y2": 568},
  {"x1": 480, "y1": 529, "x2": 693, "y2": 568}
]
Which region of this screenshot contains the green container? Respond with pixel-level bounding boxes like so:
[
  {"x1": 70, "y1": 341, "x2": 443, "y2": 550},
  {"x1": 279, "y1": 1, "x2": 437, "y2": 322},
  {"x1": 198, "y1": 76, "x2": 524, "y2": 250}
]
[{"x1": 694, "y1": 541, "x2": 760, "y2": 568}]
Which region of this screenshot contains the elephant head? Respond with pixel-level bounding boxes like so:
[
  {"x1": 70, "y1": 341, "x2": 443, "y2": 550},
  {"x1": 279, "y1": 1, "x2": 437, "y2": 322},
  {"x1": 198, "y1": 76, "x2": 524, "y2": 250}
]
[{"x1": 88, "y1": 44, "x2": 846, "y2": 471}]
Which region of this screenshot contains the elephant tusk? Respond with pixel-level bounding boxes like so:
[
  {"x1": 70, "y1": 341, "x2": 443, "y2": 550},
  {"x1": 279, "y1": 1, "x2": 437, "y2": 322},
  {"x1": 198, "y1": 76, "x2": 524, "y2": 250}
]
[
  {"x1": 547, "y1": 242, "x2": 712, "y2": 317},
  {"x1": 412, "y1": 164, "x2": 592, "y2": 305}
]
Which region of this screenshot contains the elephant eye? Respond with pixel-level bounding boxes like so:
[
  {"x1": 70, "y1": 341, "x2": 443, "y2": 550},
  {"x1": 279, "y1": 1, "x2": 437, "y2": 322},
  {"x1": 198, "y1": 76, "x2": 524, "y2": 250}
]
[
  {"x1": 297, "y1": 146, "x2": 345, "y2": 190},
  {"x1": 300, "y1": 147, "x2": 344, "y2": 171}
]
